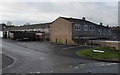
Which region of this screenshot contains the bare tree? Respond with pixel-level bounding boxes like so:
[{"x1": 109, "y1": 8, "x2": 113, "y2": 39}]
[{"x1": 6, "y1": 21, "x2": 12, "y2": 26}]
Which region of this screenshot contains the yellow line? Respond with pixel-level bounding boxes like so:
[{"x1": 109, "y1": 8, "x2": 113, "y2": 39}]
[{"x1": 0, "y1": 53, "x2": 16, "y2": 71}]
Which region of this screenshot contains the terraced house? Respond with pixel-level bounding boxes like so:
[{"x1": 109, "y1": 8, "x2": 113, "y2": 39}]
[{"x1": 50, "y1": 17, "x2": 112, "y2": 45}]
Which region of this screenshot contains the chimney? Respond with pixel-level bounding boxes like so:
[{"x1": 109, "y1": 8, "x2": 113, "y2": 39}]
[
  {"x1": 100, "y1": 22, "x2": 102, "y2": 25},
  {"x1": 82, "y1": 17, "x2": 85, "y2": 20}
]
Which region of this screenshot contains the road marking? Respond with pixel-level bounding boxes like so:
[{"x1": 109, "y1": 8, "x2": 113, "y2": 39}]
[
  {"x1": 1, "y1": 53, "x2": 16, "y2": 71},
  {"x1": 79, "y1": 64, "x2": 85, "y2": 66},
  {"x1": 106, "y1": 63, "x2": 118, "y2": 66},
  {"x1": 63, "y1": 46, "x2": 77, "y2": 49},
  {"x1": 99, "y1": 63, "x2": 118, "y2": 67},
  {"x1": 74, "y1": 67, "x2": 78, "y2": 69},
  {"x1": 35, "y1": 72, "x2": 41, "y2": 73},
  {"x1": 40, "y1": 58, "x2": 45, "y2": 60},
  {"x1": 100, "y1": 64, "x2": 105, "y2": 67}
]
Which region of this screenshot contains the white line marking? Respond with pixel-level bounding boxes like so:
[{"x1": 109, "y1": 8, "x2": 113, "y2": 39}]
[
  {"x1": 63, "y1": 46, "x2": 78, "y2": 49},
  {"x1": 1, "y1": 53, "x2": 16, "y2": 71}
]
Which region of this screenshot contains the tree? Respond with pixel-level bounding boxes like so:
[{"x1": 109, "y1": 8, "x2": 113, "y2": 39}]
[{"x1": 6, "y1": 21, "x2": 12, "y2": 26}]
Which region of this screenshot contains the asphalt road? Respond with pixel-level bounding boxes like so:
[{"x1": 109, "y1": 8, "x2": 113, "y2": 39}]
[{"x1": 1, "y1": 39, "x2": 119, "y2": 73}]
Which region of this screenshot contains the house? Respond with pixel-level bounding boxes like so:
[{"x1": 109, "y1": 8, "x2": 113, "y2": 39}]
[
  {"x1": 112, "y1": 26, "x2": 120, "y2": 41},
  {"x1": 0, "y1": 23, "x2": 7, "y2": 37},
  {"x1": 3, "y1": 23, "x2": 51, "y2": 40},
  {"x1": 96, "y1": 24, "x2": 112, "y2": 40},
  {"x1": 50, "y1": 17, "x2": 112, "y2": 45},
  {"x1": 0, "y1": 23, "x2": 7, "y2": 31}
]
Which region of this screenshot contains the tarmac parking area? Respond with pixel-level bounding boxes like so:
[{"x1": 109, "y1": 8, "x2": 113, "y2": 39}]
[{"x1": 1, "y1": 39, "x2": 119, "y2": 73}]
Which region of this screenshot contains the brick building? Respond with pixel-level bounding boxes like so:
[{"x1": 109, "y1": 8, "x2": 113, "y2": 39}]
[{"x1": 50, "y1": 17, "x2": 112, "y2": 45}]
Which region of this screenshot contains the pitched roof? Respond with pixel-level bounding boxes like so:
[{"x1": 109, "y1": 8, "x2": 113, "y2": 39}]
[
  {"x1": 59, "y1": 17, "x2": 109, "y2": 28},
  {"x1": 4, "y1": 23, "x2": 51, "y2": 31},
  {"x1": 60, "y1": 17, "x2": 97, "y2": 25}
]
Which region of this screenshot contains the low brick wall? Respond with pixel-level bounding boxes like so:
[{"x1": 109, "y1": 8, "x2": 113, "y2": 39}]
[
  {"x1": 91, "y1": 40, "x2": 120, "y2": 50},
  {"x1": 100, "y1": 41, "x2": 120, "y2": 50}
]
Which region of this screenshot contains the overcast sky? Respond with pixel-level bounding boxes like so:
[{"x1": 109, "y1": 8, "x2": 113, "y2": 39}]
[{"x1": 0, "y1": 1, "x2": 118, "y2": 27}]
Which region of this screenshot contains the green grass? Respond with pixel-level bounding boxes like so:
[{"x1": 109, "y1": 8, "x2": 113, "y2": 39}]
[{"x1": 76, "y1": 46, "x2": 120, "y2": 61}]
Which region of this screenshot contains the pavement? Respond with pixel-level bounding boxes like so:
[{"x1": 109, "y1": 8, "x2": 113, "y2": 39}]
[{"x1": 1, "y1": 39, "x2": 119, "y2": 73}]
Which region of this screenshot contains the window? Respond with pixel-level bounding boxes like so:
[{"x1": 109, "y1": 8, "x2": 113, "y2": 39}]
[
  {"x1": 89, "y1": 25, "x2": 94, "y2": 31},
  {"x1": 97, "y1": 29, "x2": 102, "y2": 35},
  {"x1": 108, "y1": 30, "x2": 111, "y2": 35},
  {"x1": 74, "y1": 37, "x2": 79, "y2": 39},
  {"x1": 84, "y1": 25, "x2": 88, "y2": 31},
  {"x1": 103, "y1": 29, "x2": 106, "y2": 35},
  {"x1": 74, "y1": 24, "x2": 81, "y2": 30}
]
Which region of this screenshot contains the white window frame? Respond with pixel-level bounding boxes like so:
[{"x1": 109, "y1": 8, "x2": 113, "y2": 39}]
[
  {"x1": 103, "y1": 29, "x2": 106, "y2": 35},
  {"x1": 84, "y1": 25, "x2": 88, "y2": 31},
  {"x1": 74, "y1": 24, "x2": 81, "y2": 31},
  {"x1": 108, "y1": 30, "x2": 111, "y2": 35},
  {"x1": 89, "y1": 25, "x2": 94, "y2": 31},
  {"x1": 97, "y1": 29, "x2": 102, "y2": 35}
]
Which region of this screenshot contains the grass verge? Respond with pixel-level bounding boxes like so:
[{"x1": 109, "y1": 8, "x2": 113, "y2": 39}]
[{"x1": 76, "y1": 46, "x2": 120, "y2": 62}]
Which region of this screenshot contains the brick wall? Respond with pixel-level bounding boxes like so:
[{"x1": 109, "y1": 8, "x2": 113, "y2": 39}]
[
  {"x1": 91, "y1": 40, "x2": 120, "y2": 50},
  {"x1": 100, "y1": 41, "x2": 120, "y2": 50},
  {"x1": 50, "y1": 18, "x2": 75, "y2": 45}
]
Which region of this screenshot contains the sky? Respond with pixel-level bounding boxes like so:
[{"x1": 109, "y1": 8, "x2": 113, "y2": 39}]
[{"x1": 0, "y1": 0, "x2": 119, "y2": 27}]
